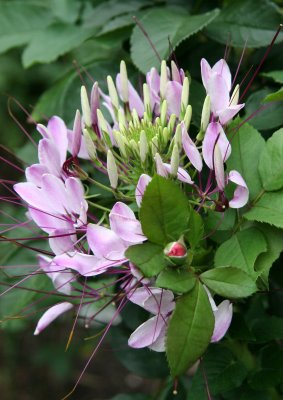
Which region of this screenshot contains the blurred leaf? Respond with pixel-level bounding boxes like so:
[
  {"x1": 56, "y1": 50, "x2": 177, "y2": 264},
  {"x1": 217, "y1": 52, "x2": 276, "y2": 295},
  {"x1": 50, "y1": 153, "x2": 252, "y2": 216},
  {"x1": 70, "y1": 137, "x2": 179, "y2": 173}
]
[
  {"x1": 109, "y1": 326, "x2": 170, "y2": 378},
  {"x1": 111, "y1": 395, "x2": 152, "y2": 400},
  {"x1": 244, "y1": 88, "x2": 283, "y2": 130},
  {"x1": 140, "y1": 176, "x2": 190, "y2": 245},
  {"x1": 251, "y1": 315, "x2": 283, "y2": 342},
  {"x1": 126, "y1": 242, "x2": 166, "y2": 277},
  {"x1": 185, "y1": 209, "x2": 204, "y2": 249},
  {"x1": 50, "y1": 0, "x2": 81, "y2": 23},
  {"x1": 22, "y1": 23, "x2": 94, "y2": 68},
  {"x1": 263, "y1": 87, "x2": 283, "y2": 102},
  {"x1": 0, "y1": 1, "x2": 53, "y2": 54},
  {"x1": 258, "y1": 128, "x2": 283, "y2": 191},
  {"x1": 227, "y1": 120, "x2": 265, "y2": 200},
  {"x1": 156, "y1": 268, "x2": 196, "y2": 293},
  {"x1": 166, "y1": 281, "x2": 214, "y2": 376},
  {"x1": 200, "y1": 267, "x2": 258, "y2": 298},
  {"x1": 205, "y1": 0, "x2": 283, "y2": 48},
  {"x1": 131, "y1": 8, "x2": 220, "y2": 73},
  {"x1": 261, "y1": 70, "x2": 283, "y2": 84},
  {"x1": 244, "y1": 190, "x2": 283, "y2": 229},
  {"x1": 204, "y1": 208, "x2": 236, "y2": 244},
  {"x1": 214, "y1": 228, "x2": 267, "y2": 277}
]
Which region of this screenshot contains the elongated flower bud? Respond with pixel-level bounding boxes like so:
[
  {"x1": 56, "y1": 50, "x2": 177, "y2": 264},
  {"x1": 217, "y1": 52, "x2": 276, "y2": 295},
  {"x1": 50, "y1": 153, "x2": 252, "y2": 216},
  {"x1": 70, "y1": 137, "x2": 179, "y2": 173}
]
[
  {"x1": 97, "y1": 109, "x2": 108, "y2": 133},
  {"x1": 180, "y1": 77, "x2": 189, "y2": 116},
  {"x1": 143, "y1": 83, "x2": 151, "y2": 117},
  {"x1": 118, "y1": 108, "x2": 126, "y2": 130},
  {"x1": 107, "y1": 75, "x2": 119, "y2": 110},
  {"x1": 214, "y1": 143, "x2": 225, "y2": 191},
  {"x1": 120, "y1": 60, "x2": 129, "y2": 103},
  {"x1": 160, "y1": 60, "x2": 168, "y2": 99},
  {"x1": 139, "y1": 130, "x2": 148, "y2": 162},
  {"x1": 201, "y1": 95, "x2": 211, "y2": 132},
  {"x1": 107, "y1": 150, "x2": 118, "y2": 189},
  {"x1": 168, "y1": 113, "x2": 176, "y2": 134},
  {"x1": 83, "y1": 128, "x2": 97, "y2": 161},
  {"x1": 174, "y1": 124, "x2": 182, "y2": 148},
  {"x1": 184, "y1": 105, "x2": 192, "y2": 130},
  {"x1": 71, "y1": 109, "x2": 82, "y2": 157},
  {"x1": 160, "y1": 100, "x2": 167, "y2": 126},
  {"x1": 170, "y1": 144, "x2": 179, "y2": 176},
  {"x1": 90, "y1": 82, "x2": 99, "y2": 125},
  {"x1": 113, "y1": 130, "x2": 127, "y2": 157},
  {"x1": 81, "y1": 86, "x2": 92, "y2": 127},
  {"x1": 171, "y1": 60, "x2": 181, "y2": 83},
  {"x1": 230, "y1": 84, "x2": 240, "y2": 106},
  {"x1": 151, "y1": 136, "x2": 159, "y2": 156}
]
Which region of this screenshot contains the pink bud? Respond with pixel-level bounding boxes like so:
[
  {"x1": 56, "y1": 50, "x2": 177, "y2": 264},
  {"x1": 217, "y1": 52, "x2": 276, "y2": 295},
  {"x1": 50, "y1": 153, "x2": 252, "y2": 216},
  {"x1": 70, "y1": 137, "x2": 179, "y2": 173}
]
[{"x1": 164, "y1": 242, "x2": 187, "y2": 265}]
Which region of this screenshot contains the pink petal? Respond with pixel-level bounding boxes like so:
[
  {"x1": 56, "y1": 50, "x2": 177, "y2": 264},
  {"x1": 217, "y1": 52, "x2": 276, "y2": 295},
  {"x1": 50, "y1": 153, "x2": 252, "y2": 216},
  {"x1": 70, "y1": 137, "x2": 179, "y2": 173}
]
[
  {"x1": 135, "y1": 174, "x2": 152, "y2": 207},
  {"x1": 14, "y1": 182, "x2": 52, "y2": 213},
  {"x1": 25, "y1": 164, "x2": 49, "y2": 186},
  {"x1": 218, "y1": 103, "x2": 245, "y2": 125},
  {"x1": 109, "y1": 202, "x2": 145, "y2": 244},
  {"x1": 38, "y1": 255, "x2": 74, "y2": 294},
  {"x1": 214, "y1": 143, "x2": 225, "y2": 191},
  {"x1": 163, "y1": 164, "x2": 193, "y2": 184},
  {"x1": 144, "y1": 289, "x2": 175, "y2": 314},
  {"x1": 38, "y1": 139, "x2": 62, "y2": 176},
  {"x1": 212, "y1": 59, "x2": 232, "y2": 92},
  {"x1": 34, "y1": 302, "x2": 73, "y2": 335},
  {"x1": 148, "y1": 322, "x2": 167, "y2": 352},
  {"x1": 54, "y1": 252, "x2": 111, "y2": 276},
  {"x1": 48, "y1": 229, "x2": 76, "y2": 255},
  {"x1": 87, "y1": 224, "x2": 127, "y2": 260},
  {"x1": 200, "y1": 58, "x2": 212, "y2": 91},
  {"x1": 207, "y1": 74, "x2": 230, "y2": 115},
  {"x1": 47, "y1": 116, "x2": 68, "y2": 164},
  {"x1": 211, "y1": 300, "x2": 233, "y2": 342},
  {"x1": 29, "y1": 208, "x2": 71, "y2": 233},
  {"x1": 128, "y1": 315, "x2": 166, "y2": 349},
  {"x1": 41, "y1": 174, "x2": 68, "y2": 214},
  {"x1": 70, "y1": 110, "x2": 82, "y2": 157},
  {"x1": 228, "y1": 170, "x2": 249, "y2": 208},
  {"x1": 165, "y1": 81, "x2": 182, "y2": 116},
  {"x1": 65, "y1": 177, "x2": 87, "y2": 215},
  {"x1": 203, "y1": 122, "x2": 231, "y2": 169},
  {"x1": 181, "y1": 122, "x2": 203, "y2": 171},
  {"x1": 155, "y1": 154, "x2": 168, "y2": 177}
]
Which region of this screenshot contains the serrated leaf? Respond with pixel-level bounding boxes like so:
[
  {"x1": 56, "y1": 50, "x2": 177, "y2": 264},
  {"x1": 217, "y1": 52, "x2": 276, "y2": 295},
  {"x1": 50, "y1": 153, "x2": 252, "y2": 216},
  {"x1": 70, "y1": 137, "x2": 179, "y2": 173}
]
[
  {"x1": 262, "y1": 70, "x2": 283, "y2": 84},
  {"x1": 0, "y1": 1, "x2": 53, "y2": 54},
  {"x1": 214, "y1": 228, "x2": 267, "y2": 277},
  {"x1": 126, "y1": 243, "x2": 166, "y2": 277},
  {"x1": 166, "y1": 281, "x2": 214, "y2": 377},
  {"x1": 244, "y1": 190, "x2": 283, "y2": 229},
  {"x1": 130, "y1": 8, "x2": 219, "y2": 73},
  {"x1": 22, "y1": 23, "x2": 94, "y2": 68},
  {"x1": 258, "y1": 128, "x2": 283, "y2": 191},
  {"x1": 205, "y1": 0, "x2": 283, "y2": 48},
  {"x1": 185, "y1": 210, "x2": 204, "y2": 249},
  {"x1": 156, "y1": 268, "x2": 196, "y2": 293},
  {"x1": 200, "y1": 267, "x2": 257, "y2": 298},
  {"x1": 140, "y1": 176, "x2": 190, "y2": 245},
  {"x1": 227, "y1": 120, "x2": 265, "y2": 200},
  {"x1": 263, "y1": 87, "x2": 283, "y2": 102},
  {"x1": 204, "y1": 208, "x2": 236, "y2": 244}
]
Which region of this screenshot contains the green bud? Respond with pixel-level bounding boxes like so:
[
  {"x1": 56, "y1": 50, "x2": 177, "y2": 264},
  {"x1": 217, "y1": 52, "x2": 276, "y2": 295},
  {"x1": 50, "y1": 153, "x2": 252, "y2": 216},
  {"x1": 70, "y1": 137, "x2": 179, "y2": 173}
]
[
  {"x1": 120, "y1": 60, "x2": 129, "y2": 103},
  {"x1": 80, "y1": 86, "x2": 92, "y2": 127},
  {"x1": 160, "y1": 100, "x2": 167, "y2": 126},
  {"x1": 170, "y1": 143, "x2": 179, "y2": 176},
  {"x1": 201, "y1": 95, "x2": 211, "y2": 132},
  {"x1": 83, "y1": 129, "x2": 97, "y2": 161},
  {"x1": 107, "y1": 75, "x2": 119, "y2": 110},
  {"x1": 184, "y1": 105, "x2": 192, "y2": 130},
  {"x1": 139, "y1": 130, "x2": 148, "y2": 163},
  {"x1": 107, "y1": 150, "x2": 118, "y2": 189},
  {"x1": 160, "y1": 60, "x2": 168, "y2": 99},
  {"x1": 231, "y1": 84, "x2": 240, "y2": 106},
  {"x1": 143, "y1": 83, "x2": 152, "y2": 118},
  {"x1": 180, "y1": 77, "x2": 189, "y2": 117}
]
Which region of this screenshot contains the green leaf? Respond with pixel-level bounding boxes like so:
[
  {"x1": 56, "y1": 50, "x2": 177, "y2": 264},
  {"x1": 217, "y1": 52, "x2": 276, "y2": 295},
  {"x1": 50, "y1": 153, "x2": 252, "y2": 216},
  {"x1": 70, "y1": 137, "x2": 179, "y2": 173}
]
[
  {"x1": 251, "y1": 316, "x2": 283, "y2": 342},
  {"x1": 244, "y1": 190, "x2": 283, "y2": 229},
  {"x1": 214, "y1": 228, "x2": 267, "y2": 277},
  {"x1": 204, "y1": 208, "x2": 236, "y2": 244},
  {"x1": 166, "y1": 281, "x2": 214, "y2": 376},
  {"x1": 140, "y1": 176, "x2": 190, "y2": 245},
  {"x1": 200, "y1": 267, "x2": 257, "y2": 298},
  {"x1": 227, "y1": 120, "x2": 265, "y2": 200},
  {"x1": 130, "y1": 8, "x2": 219, "y2": 74},
  {"x1": 0, "y1": 1, "x2": 53, "y2": 54},
  {"x1": 185, "y1": 210, "x2": 204, "y2": 249},
  {"x1": 244, "y1": 89, "x2": 283, "y2": 130},
  {"x1": 126, "y1": 242, "x2": 166, "y2": 277},
  {"x1": 205, "y1": 0, "x2": 283, "y2": 48},
  {"x1": 156, "y1": 268, "x2": 196, "y2": 294},
  {"x1": 263, "y1": 87, "x2": 283, "y2": 102},
  {"x1": 261, "y1": 70, "x2": 283, "y2": 84},
  {"x1": 22, "y1": 23, "x2": 94, "y2": 68},
  {"x1": 258, "y1": 128, "x2": 283, "y2": 191},
  {"x1": 50, "y1": 0, "x2": 81, "y2": 24},
  {"x1": 254, "y1": 224, "x2": 283, "y2": 287}
]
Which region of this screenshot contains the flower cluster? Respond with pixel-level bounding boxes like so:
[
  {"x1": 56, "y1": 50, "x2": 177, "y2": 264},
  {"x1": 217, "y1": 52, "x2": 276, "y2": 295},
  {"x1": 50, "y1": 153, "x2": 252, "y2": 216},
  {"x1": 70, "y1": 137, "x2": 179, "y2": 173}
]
[{"x1": 12, "y1": 57, "x2": 249, "y2": 372}]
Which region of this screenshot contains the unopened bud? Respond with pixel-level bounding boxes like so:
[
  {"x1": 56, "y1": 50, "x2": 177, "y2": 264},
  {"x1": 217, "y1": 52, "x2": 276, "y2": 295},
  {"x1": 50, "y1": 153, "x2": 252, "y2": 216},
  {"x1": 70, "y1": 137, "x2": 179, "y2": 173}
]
[
  {"x1": 107, "y1": 75, "x2": 119, "y2": 110},
  {"x1": 81, "y1": 86, "x2": 92, "y2": 127},
  {"x1": 230, "y1": 84, "x2": 240, "y2": 106},
  {"x1": 168, "y1": 113, "x2": 176, "y2": 134},
  {"x1": 143, "y1": 83, "x2": 151, "y2": 117},
  {"x1": 113, "y1": 130, "x2": 127, "y2": 157},
  {"x1": 170, "y1": 144, "x2": 179, "y2": 176},
  {"x1": 201, "y1": 95, "x2": 211, "y2": 132},
  {"x1": 160, "y1": 60, "x2": 168, "y2": 99},
  {"x1": 171, "y1": 60, "x2": 181, "y2": 83},
  {"x1": 151, "y1": 136, "x2": 159, "y2": 156},
  {"x1": 97, "y1": 109, "x2": 108, "y2": 133},
  {"x1": 184, "y1": 105, "x2": 192, "y2": 130},
  {"x1": 139, "y1": 130, "x2": 148, "y2": 162},
  {"x1": 129, "y1": 139, "x2": 139, "y2": 155},
  {"x1": 164, "y1": 241, "x2": 187, "y2": 265},
  {"x1": 174, "y1": 124, "x2": 182, "y2": 148},
  {"x1": 118, "y1": 108, "x2": 126, "y2": 130},
  {"x1": 107, "y1": 150, "x2": 118, "y2": 189},
  {"x1": 180, "y1": 77, "x2": 189, "y2": 116},
  {"x1": 83, "y1": 129, "x2": 97, "y2": 161},
  {"x1": 90, "y1": 82, "x2": 99, "y2": 125},
  {"x1": 160, "y1": 100, "x2": 167, "y2": 126},
  {"x1": 131, "y1": 109, "x2": 140, "y2": 127},
  {"x1": 120, "y1": 60, "x2": 129, "y2": 102}
]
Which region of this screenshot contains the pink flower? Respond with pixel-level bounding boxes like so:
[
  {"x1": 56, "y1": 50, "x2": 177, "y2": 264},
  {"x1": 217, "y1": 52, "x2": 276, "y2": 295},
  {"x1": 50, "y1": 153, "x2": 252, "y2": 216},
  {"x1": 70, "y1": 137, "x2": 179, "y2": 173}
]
[
  {"x1": 201, "y1": 58, "x2": 245, "y2": 125},
  {"x1": 34, "y1": 302, "x2": 73, "y2": 335}
]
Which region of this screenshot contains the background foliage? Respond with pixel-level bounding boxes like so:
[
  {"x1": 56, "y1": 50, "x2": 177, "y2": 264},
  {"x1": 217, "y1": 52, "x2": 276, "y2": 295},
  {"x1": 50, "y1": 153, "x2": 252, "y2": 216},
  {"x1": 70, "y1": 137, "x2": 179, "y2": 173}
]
[{"x1": 0, "y1": 0, "x2": 283, "y2": 399}]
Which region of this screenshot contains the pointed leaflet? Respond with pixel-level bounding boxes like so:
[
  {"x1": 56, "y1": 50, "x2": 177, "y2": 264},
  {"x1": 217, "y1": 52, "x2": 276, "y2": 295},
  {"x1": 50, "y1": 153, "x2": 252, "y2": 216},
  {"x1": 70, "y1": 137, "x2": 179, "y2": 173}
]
[
  {"x1": 126, "y1": 243, "x2": 167, "y2": 278},
  {"x1": 156, "y1": 269, "x2": 196, "y2": 294},
  {"x1": 200, "y1": 267, "x2": 257, "y2": 298},
  {"x1": 214, "y1": 227, "x2": 267, "y2": 277},
  {"x1": 166, "y1": 281, "x2": 214, "y2": 377},
  {"x1": 244, "y1": 190, "x2": 283, "y2": 229},
  {"x1": 140, "y1": 176, "x2": 190, "y2": 245},
  {"x1": 185, "y1": 209, "x2": 204, "y2": 249},
  {"x1": 226, "y1": 120, "x2": 265, "y2": 200},
  {"x1": 258, "y1": 128, "x2": 283, "y2": 191}
]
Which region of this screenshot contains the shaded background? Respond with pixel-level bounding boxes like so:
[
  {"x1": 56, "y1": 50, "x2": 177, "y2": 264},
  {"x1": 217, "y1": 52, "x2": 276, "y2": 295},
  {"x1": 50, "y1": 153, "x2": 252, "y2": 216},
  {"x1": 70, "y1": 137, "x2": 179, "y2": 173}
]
[{"x1": 1, "y1": 0, "x2": 283, "y2": 399}]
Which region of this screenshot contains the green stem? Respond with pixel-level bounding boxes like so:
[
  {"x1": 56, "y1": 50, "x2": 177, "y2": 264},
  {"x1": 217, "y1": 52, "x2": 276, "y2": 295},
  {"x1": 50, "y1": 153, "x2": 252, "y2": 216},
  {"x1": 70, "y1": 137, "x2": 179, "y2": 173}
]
[{"x1": 87, "y1": 201, "x2": 111, "y2": 213}]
